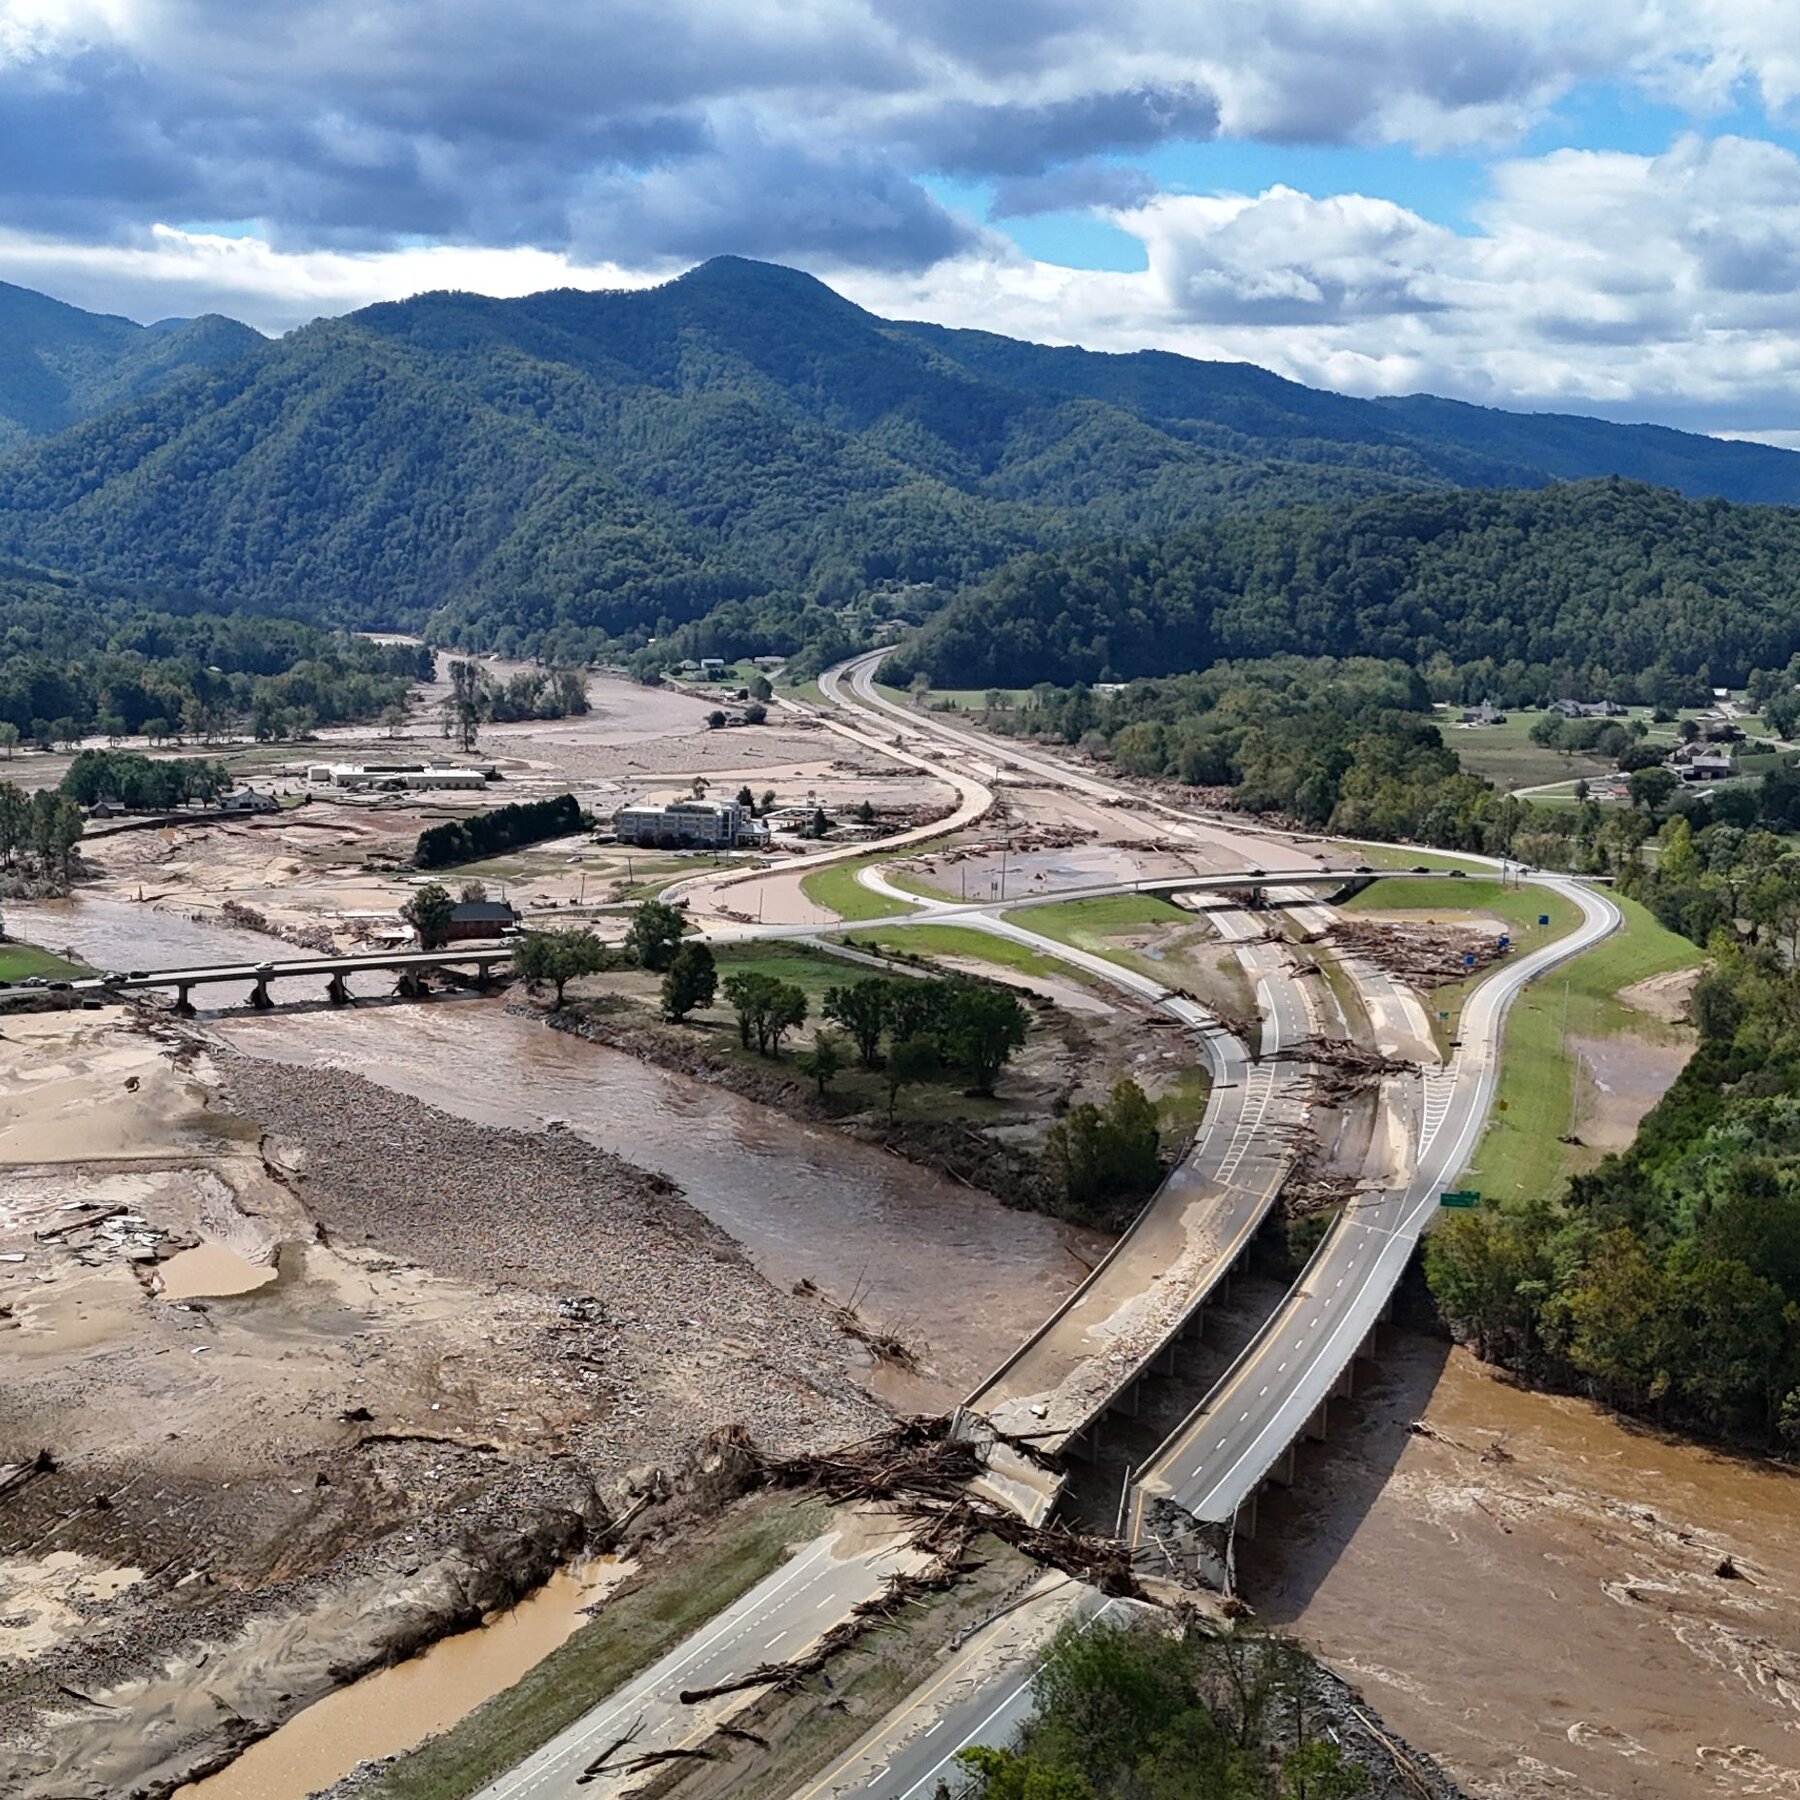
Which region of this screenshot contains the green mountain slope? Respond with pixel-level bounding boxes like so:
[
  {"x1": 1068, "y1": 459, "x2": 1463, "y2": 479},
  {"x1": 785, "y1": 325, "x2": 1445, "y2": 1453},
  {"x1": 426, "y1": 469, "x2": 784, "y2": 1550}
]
[
  {"x1": 0, "y1": 283, "x2": 264, "y2": 452},
  {"x1": 0, "y1": 258, "x2": 1796, "y2": 667},
  {"x1": 882, "y1": 479, "x2": 1800, "y2": 695}
]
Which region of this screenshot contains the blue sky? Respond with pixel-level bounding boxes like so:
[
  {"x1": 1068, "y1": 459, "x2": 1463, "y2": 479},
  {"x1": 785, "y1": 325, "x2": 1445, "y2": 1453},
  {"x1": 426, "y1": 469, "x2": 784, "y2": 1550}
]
[{"x1": 7, "y1": 2, "x2": 1800, "y2": 435}]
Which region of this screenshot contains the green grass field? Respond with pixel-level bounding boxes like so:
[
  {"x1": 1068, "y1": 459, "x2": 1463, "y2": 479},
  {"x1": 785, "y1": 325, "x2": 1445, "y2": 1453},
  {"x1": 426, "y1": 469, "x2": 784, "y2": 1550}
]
[
  {"x1": 710, "y1": 941, "x2": 884, "y2": 1003},
  {"x1": 1333, "y1": 843, "x2": 1487, "y2": 872},
  {"x1": 873, "y1": 682, "x2": 1032, "y2": 713},
  {"x1": 0, "y1": 942, "x2": 82, "y2": 981},
  {"x1": 1003, "y1": 894, "x2": 1191, "y2": 978},
  {"x1": 798, "y1": 855, "x2": 922, "y2": 921},
  {"x1": 844, "y1": 922, "x2": 1093, "y2": 984},
  {"x1": 357, "y1": 1499, "x2": 831, "y2": 1800},
  {"x1": 1459, "y1": 894, "x2": 1704, "y2": 1204},
  {"x1": 1441, "y1": 710, "x2": 1617, "y2": 792}
]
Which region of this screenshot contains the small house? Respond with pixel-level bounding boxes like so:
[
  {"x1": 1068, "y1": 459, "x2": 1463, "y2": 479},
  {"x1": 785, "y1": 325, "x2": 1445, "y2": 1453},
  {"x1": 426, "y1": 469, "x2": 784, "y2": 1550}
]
[
  {"x1": 219, "y1": 788, "x2": 278, "y2": 814},
  {"x1": 440, "y1": 900, "x2": 522, "y2": 942}
]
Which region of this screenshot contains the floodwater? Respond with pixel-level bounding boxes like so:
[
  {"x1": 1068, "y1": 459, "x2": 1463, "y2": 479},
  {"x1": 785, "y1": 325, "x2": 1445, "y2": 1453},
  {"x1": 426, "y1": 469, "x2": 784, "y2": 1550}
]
[
  {"x1": 157, "y1": 1241, "x2": 278, "y2": 1300},
  {"x1": 1252, "y1": 1338, "x2": 1800, "y2": 1800},
  {"x1": 12, "y1": 896, "x2": 1095, "y2": 1402},
  {"x1": 217, "y1": 1001, "x2": 1092, "y2": 1401},
  {"x1": 175, "y1": 1559, "x2": 633, "y2": 1800}
]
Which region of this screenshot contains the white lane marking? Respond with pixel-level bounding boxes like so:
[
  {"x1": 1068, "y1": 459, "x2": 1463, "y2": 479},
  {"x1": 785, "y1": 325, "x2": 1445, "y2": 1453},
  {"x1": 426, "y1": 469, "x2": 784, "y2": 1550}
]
[{"x1": 480, "y1": 1536, "x2": 845, "y2": 1798}]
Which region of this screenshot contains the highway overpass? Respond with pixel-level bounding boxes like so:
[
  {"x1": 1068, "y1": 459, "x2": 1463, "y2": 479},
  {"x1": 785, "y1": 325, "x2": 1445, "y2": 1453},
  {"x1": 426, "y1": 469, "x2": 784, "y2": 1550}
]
[{"x1": 1126, "y1": 877, "x2": 1620, "y2": 1583}]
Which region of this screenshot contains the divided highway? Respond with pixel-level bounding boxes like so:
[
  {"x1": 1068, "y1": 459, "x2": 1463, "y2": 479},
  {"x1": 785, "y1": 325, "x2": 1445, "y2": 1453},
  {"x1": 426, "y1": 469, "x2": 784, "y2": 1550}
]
[
  {"x1": 1129, "y1": 875, "x2": 1620, "y2": 1551},
  {"x1": 473, "y1": 1525, "x2": 923, "y2": 1800}
]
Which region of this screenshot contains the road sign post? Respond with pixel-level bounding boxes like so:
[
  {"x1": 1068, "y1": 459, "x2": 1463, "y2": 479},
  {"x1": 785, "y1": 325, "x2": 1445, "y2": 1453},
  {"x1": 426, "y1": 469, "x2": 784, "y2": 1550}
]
[{"x1": 1439, "y1": 1190, "x2": 1481, "y2": 1209}]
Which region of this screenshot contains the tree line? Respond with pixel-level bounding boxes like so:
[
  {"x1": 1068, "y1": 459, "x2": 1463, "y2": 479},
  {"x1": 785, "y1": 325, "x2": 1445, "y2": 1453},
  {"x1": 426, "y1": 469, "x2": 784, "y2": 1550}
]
[
  {"x1": 1428, "y1": 813, "x2": 1800, "y2": 1448},
  {"x1": 1428, "y1": 941, "x2": 1800, "y2": 1447},
  {"x1": 0, "y1": 565, "x2": 431, "y2": 746},
  {"x1": 0, "y1": 783, "x2": 83, "y2": 881},
  {"x1": 60, "y1": 750, "x2": 231, "y2": 811},
  {"x1": 884, "y1": 479, "x2": 1800, "y2": 701},
  {"x1": 413, "y1": 793, "x2": 585, "y2": 868},
  {"x1": 959, "y1": 1615, "x2": 1373, "y2": 1800}
]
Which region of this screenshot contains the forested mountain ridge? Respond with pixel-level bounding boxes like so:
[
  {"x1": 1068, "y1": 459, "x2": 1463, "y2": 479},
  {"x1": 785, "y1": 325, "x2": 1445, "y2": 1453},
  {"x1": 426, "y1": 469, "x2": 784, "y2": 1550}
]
[
  {"x1": 0, "y1": 281, "x2": 264, "y2": 453},
  {"x1": 881, "y1": 479, "x2": 1800, "y2": 697},
  {"x1": 2, "y1": 257, "x2": 1798, "y2": 668}
]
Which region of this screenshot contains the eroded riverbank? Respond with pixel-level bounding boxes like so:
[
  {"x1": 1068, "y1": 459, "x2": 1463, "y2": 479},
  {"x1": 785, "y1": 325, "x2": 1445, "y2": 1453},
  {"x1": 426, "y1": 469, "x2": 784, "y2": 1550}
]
[{"x1": 0, "y1": 1000, "x2": 882, "y2": 1798}]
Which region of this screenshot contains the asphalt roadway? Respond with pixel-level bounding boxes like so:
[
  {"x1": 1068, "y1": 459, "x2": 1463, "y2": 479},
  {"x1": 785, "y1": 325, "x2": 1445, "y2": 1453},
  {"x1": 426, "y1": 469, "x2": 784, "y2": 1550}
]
[
  {"x1": 786, "y1": 1579, "x2": 1142, "y2": 1800},
  {"x1": 1130, "y1": 875, "x2": 1621, "y2": 1536},
  {"x1": 471, "y1": 1524, "x2": 921, "y2": 1800}
]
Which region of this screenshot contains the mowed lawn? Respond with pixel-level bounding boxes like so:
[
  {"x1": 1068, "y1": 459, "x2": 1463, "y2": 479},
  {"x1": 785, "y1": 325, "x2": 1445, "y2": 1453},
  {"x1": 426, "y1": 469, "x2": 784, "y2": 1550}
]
[
  {"x1": 799, "y1": 855, "x2": 921, "y2": 921},
  {"x1": 1003, "y1": 894, "x2": 1192, "y2": 978},
  {"x1": 1459, "y1": 893, "x2": 1704, "y2": 1204},
  {"x1": 845, "y1": 922, "x2": 1098, "y2": 985},
  {"x1": 1445, "y1": 710, "x2": 1619, "y2": 791},
  {"x1": 708, "y1": 942, "x2": 885, "y2": 1005},
  {"x1": 0, "y1": 942, "x2": 83, "y2": 981}
]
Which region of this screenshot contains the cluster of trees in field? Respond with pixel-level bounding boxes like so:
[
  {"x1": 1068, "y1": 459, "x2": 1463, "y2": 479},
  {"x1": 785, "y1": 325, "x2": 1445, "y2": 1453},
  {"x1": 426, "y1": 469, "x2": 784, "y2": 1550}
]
[
  {"x1": 992, "y1": 656, "x2": 1518, "y2": 852},
  {"x1": 0, "y1": 565, "x2": 430, "y2": 746},
  {"x1": 1044, "y1": 1079, "x2": 1165, "y2": 1222},
  {"x1": 884, "y1": 480, "x2": 1800, "y2": 699},
  {"x1": 0, "y1": 783, "x2": 83, "y2": 880},
  {"x1": 487, "y1": 899, "x2": 693, "y2": 1004},
  {"x1": 813, "y1": 973, "x2": 1033, "y2": 1099},
  {"x1": 958, "y1": 1616, "x2": 1374, "y2": 1800},
  {"x1": 60, "y1": 750, "x2": 231, "y2": 810},
  {"x1": 412, "y1": 793, "x2": 583, "y2": 869},
  {"x1": 1428, "y1": 940, "x2": 1800, "y2": 1446},
  {"x1": 437, "y1": 657, "x2": 589, "y2": 749}
]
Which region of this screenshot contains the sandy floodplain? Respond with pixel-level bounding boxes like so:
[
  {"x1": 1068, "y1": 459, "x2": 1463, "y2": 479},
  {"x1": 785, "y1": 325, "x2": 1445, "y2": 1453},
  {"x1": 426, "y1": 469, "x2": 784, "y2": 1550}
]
[{"x1": 0, "y1": 1005, "x2": 880, "y2": 1798}]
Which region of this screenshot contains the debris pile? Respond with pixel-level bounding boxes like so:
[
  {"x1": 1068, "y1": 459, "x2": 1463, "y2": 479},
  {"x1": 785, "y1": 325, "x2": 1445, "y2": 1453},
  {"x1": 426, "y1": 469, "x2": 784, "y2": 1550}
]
[
  {"x1": 1316, "y1": 918, "x2": 1504, "y2": 987},
  {"x1": 1271, "y1": 1035, "x2": 1415, "y2": 1105},
  {"x1": 747, "y1": 1417, "x2": 1146, "y2": 1597}
]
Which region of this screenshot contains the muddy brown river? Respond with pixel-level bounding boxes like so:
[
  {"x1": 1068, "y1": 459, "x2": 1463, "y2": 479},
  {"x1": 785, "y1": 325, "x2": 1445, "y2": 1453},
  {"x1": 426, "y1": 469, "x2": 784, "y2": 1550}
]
[
  {"x1": 10, "y1": 898, "x2": 1096, "y2": 1405},
  {"x1": 17, "y1": 898, "x2": 1799, "y2": 1800}
]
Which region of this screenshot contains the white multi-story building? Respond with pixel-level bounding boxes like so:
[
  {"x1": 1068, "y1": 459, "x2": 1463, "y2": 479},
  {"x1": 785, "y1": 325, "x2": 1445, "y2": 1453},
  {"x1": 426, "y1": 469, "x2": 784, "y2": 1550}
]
[{"x1": 612, "y1": 797, "x2": 769, "y2": 849}]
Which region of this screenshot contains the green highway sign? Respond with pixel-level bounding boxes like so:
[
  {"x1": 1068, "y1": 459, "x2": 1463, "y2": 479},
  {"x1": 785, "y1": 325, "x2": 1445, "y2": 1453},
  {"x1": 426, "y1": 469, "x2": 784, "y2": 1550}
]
[{"x1": 1439, "y1": 1190, "x2": 1481, "y2": 1209}]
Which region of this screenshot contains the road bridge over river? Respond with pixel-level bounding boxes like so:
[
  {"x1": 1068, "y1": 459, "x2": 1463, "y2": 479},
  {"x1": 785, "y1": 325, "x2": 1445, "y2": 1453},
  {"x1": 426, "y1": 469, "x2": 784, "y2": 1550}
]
[
  {"x1": 67, "y1": 945, "x2": 517, "y2": 1013},
  {"x1": 412, "y1": 650, "x2": 1621, "y2": 1800}
]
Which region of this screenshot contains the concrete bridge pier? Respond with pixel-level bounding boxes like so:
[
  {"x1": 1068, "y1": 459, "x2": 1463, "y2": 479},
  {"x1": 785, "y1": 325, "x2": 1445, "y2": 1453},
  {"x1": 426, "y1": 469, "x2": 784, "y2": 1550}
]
[
  {"x1": 248, "y1": 979, "x2": 273, "y2": 1010},
  {"x1": 326, "y1": 973, "x2": 351, "y2": 1005},
  {"x1": 394, "y1": 968, "x2": 429, "y2": 999},
  {"x1": 173, "y1": 984, "x2": 195, "y2": 1017},
  {"x1": 1304, "y1": 1400, "x2": 1330, "y2": 1443}
]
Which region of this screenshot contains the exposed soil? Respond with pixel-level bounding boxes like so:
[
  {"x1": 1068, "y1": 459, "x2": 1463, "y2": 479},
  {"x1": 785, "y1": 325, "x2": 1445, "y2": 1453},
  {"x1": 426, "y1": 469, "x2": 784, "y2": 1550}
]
[
  {"x1": 1616, "y1": 966, "x2": 1700, "y2": 1026},
  {"x1": 0, "y1": 1011, "x2": 880, "y2": 1799}
]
